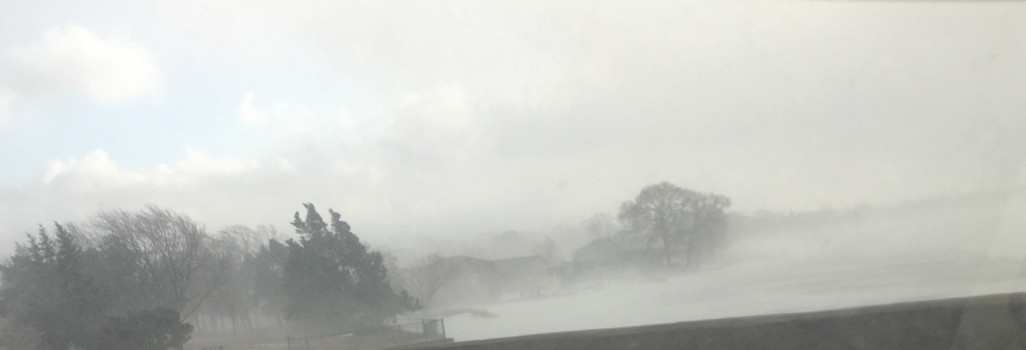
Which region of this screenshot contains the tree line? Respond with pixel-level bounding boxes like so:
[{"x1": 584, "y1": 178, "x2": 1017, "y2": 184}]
[{"x1": 0, "y1": 204, "x2": 415, "y2": 350}]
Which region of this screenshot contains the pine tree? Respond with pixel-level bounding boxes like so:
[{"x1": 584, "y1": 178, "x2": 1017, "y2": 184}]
[
  {"x1": 281, "y1": 203, "x2": 414, "y2": 332},
  {"x1": 0, "y1": 223, "x2": 105, "y2": 350}
]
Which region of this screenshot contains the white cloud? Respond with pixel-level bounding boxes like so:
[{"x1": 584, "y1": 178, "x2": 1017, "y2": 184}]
[
  {"x1": 42, "y1": 149, "x2": 264, "y2": 190},
  {"x1": 176, "y1": 148, "x2": 260, "y2": 178},
  {"x1": 1, "y1": 25, "x2": 160, "y2": 102},
  {"x1": 238, "y1": 91, "x2": 268, "y2": 123},
  {"x1": 238, "y1": 91, "x2": 313, "y2": 136},
  {"x1": 238, "y1": 92, "x2": 329, "y2": 151},
  {"x1": 0, "y1": 90, "x2": 14, "y2": 129},
  {"x1": 42, "y1": 150, "x2": 125, "y2": 188}
]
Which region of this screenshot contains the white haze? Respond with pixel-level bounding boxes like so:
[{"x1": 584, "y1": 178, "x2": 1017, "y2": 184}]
[{"x1": 0, "y1": 1, "x2": 1024, "y2": 341}]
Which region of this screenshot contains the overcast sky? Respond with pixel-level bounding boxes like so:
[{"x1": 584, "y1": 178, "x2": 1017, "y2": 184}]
[{"x1": 1, "y1": 0, "x2": 1024, "y2": 255}]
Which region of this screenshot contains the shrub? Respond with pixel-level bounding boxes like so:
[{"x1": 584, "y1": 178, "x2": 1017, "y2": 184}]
[{"x1": 87, "y1": 308, "x2": 193, "y2": 350}]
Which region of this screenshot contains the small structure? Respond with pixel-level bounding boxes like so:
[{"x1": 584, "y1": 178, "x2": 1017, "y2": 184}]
[{"x1": 573, "y1": 235, "x2": 662, "y2": 269}]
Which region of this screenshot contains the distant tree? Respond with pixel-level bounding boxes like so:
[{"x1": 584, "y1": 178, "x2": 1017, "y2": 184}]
[
  {"x1": 618, "y1": 182, "x2": 731, "y2": 267},
  {"x1": 583, "y1": 213, "x2": 619, "y2": 239},
  {"x1": 197, "y1": 225, "x2": 282, "y2": 332},
  {"x1": 217, "y1": 224, "x2": 281, "y2": 257},
  {"x1": 86, "y1": 308, "x2": 192, "y2": 350},
  {"x1": 688, "y1": 193, "x2": 732, "y2": 265},
  {"x1": 400, "y1": 255, "x2": 457, "y2": 307},
  {"x1": 578, "y1": 213, "x2": 632, "y2": 260},
  {"x1": 380, "y1": 250, "x2": 406, "y2": 291},
  {"x1": 281, "y1": 203, "x2": 415, "y2": 332},
  {"x1": 251, "y1": 239, "x2": 289, "y2": 326},
  {"x1": 532, "y1": 236, "x2": 560, "y2": 264},
  {"x1": 199, "y1": 230, "x2": 259, "y2": 332}
]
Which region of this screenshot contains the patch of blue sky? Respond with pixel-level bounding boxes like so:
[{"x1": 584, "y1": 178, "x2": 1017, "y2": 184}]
[{"x1": 1, "y1": 24, "x2": 374, "y2": 189}]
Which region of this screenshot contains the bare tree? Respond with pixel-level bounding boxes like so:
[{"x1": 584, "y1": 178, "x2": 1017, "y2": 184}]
[
  {"x1": 197, "y1": 224, "x2": 281, "y2": 331},
  {"x1": 216, "y1": 224, "x2": 281, "y2": 258},
  {"x1": 619, "y1": 183, "x2": 698, "y2": 266},
  {"x1": 400, "y1": 255, "x2": 458, "y2": 308},
  {"x1": 91, "y1": 205, "x2": 229, "y2": 319},
  {"x1": 199, "y1": 231, "x2": 259, "y2": 332},
  {"x1": 618, "y1": 182, "x2": 731, "y2": 267},
  {"x1": 688, "y1": 193, "x2": 731, "y2": 265}
]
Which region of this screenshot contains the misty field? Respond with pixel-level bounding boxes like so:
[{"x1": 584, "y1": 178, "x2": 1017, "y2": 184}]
[
  {"x1": 182, "y1": 254, "x2": 1026, "y2": 349},
  {"x1": 437, "y1": 254, "x2": 1025, "y2": 341},
  {"x1": 428, "y1": 192, "x2": 1026, "y2": 342}
]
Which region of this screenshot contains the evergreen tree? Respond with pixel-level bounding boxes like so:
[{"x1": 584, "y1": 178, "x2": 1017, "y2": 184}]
[
  {"x1": 281, "y1": 203, "x2": 415, "y2": 332},
  {"x1": 0, "y1": 223, "x2": 105, "y2": 350},
  {"x1": 251, "y1": 238, "x2": 289, "y2": 325}
]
